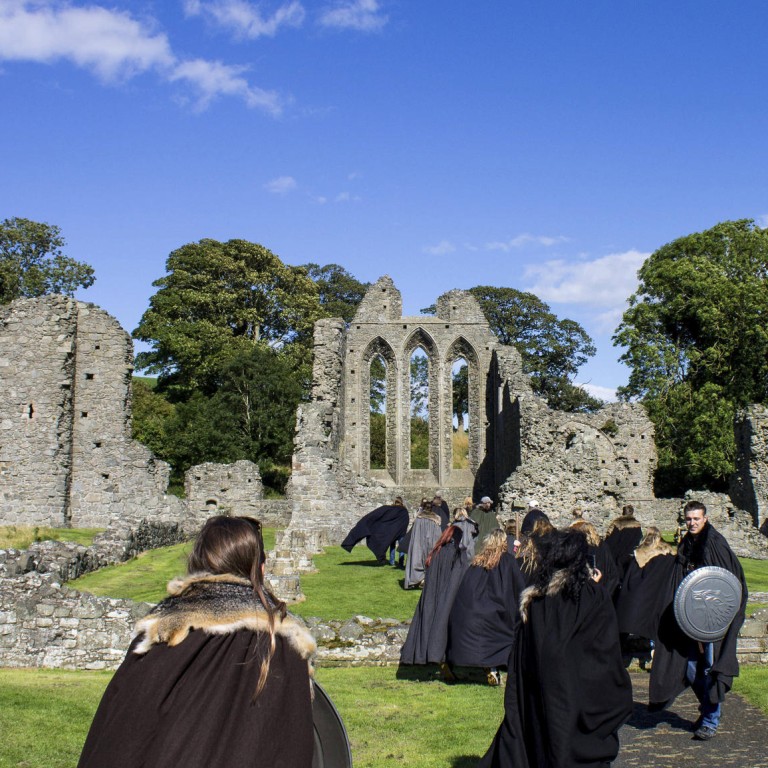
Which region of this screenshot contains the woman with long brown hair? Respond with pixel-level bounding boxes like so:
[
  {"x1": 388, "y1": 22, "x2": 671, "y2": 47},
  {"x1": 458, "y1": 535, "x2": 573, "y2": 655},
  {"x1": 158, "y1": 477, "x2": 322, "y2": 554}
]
[{"x1": 78, "y1": 516, "x2": 316, "y2": 768}]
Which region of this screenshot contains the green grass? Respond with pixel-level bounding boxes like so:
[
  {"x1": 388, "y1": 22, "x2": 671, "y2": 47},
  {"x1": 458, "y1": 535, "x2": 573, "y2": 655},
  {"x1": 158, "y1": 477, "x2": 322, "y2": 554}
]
[
  {"x1": 2, "y1": 665, "x2": 767, "y2": 768},
  {"x1": 291, "y1": 545, "x2": 422, "y2": 621},
  {"x1": 70, "y1": 529, "x2": 278, "y2": 604},
  {"x1": 0, "y1": 526, "x2": 104, "y2": 550},
  {"x1": 741, "y1": 557, "x2": 768, "y2": 593}
]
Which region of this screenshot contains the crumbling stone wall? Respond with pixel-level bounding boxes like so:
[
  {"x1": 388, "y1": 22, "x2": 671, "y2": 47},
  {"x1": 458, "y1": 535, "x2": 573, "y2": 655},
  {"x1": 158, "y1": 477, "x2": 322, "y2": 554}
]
[
  {"x1": 184, "y1": 460, "x2": 264, "y2": 523},
  {"x1": 0, "y1": 295, "x2": 183, "y2": 530},
  {"x1": 731, "y1": 405, "x2": 768, "y2": 529}
]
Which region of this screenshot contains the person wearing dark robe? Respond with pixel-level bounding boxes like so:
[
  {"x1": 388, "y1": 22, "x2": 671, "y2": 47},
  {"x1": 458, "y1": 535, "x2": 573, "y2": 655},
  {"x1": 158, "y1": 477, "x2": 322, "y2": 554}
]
[
  {"x1": 432, "y1": 494, "x2": 451, "y2": 530},
  {"x1": 403, "y1": 502, "x2": 443, "y2": 589},
  {"x1": 452, "y1": 507, "x2": 479, "y2": 562},
  {"x1": 473, "y1": 495, "x2": 498, "y2": 541},
  {"x1": 341, "y1": 496, "x2": 409, "y2": 565},
  {"x1": 516, "y1": 512, "x2": 555, "y2": 585},
  {"x1": 604, "y1": 504, "x2": 643, "y2": 578},
  {"x1": 571, "y1": 518, "x2": 621, "y2": 598},
  {"x1": 400, "y1": 525, "x2": 471, "y2": 675},
  {"x1": 78, "y1": 516, "x2": 316, "y2": 768},
  {"x1": 615, "y1": 526, "x2": 676, "y2": 641},
  {"x1": 479, "y1": 528, "x2": 632, "y2": 768},
  {"x1": 648, "y1": 501, "x2": 748, "y2": 741},
  {"x1": 445, "y1": 529, "x2": 526, "y2": 686}
]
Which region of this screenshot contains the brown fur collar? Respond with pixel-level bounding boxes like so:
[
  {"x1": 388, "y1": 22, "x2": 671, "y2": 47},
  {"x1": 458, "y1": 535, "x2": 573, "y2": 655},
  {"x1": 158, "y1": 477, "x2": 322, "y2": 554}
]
[
  {"x1": 606, "y1": 515, "x2": 641, "y2": 535},
  {"x1": 634, "y1": 538, "x2": 675, "y2": 568},
  {"x1": 519, "y1": 569, "x2": 569, "y2": 623},
  {"x1": 133, "y1": 573, "x2": 316, "y2": 664},
  {"x1": 416, "y1": 510, "x2": 441, "y2": 525}
]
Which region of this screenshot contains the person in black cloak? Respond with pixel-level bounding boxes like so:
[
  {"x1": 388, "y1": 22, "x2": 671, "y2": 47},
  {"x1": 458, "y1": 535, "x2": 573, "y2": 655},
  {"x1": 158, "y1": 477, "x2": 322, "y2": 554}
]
[
  {"x1": 432, "y1": 493, "x2": 451, "y2": 530},
  {"x1": 570, "y1": 518, "x2": 620, "y2": 598},
  {"x1": 78, "y1": 516, "x2": 316, "y2": 768},
  {"x1": 604, "y1": 504, "x2": 643, "y2": 578},
  {"x1": 341, "y1": 496, "x2": 409, "y2": 566},
  {"x1": 614, "y1": 526, "x2": 676, "y2": 665},
  {"x1": 516, "y1": 512, "x2": 555, "y2": 585},
  {"x1": 399, "y1": 524, "x2": 471, "y2": 676},
  {"x1": 445, "y1": 529, "x2": 526, "y2": 686},
  {"x1": 403, "y1": 500, "x2": 443, "y2": 589},
  {"x1": 479, "y1": 528, "x2": 633, "y2": 768},
  {"x1": 647, "y1": 501, "x2": 748, "y2": 741}
]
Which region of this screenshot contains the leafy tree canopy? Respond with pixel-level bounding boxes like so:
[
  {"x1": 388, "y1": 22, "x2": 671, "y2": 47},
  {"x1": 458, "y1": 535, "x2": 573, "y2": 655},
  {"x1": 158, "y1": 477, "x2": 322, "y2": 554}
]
[
  {"x1": 425, "y1": 286, "x2": 601, "y2": 412},
  {"x1": 133, "y1": 239, "x2": 322, "y2": 398},
  {"x1": 614, "y1": 219, "x2": 768, "y2": 492},
  {"x1": 0, "y1": 217, "x2": 95, "y2": 303},
  {"x1": 300, "y1": 263, "x2": 370, "y2": 323}
]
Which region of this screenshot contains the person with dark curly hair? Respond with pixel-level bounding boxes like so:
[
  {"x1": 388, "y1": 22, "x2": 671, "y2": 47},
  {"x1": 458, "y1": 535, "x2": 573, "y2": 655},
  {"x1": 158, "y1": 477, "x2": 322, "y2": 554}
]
[{"x1": 479, "y1": 528, "x2": 632, "y2": 768}]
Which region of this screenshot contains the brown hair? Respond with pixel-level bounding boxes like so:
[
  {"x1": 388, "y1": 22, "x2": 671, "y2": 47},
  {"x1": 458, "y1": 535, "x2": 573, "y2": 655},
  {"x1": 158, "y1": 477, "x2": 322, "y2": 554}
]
[
  {"x1": 188, "y1": 516, "x2": 285, "y2": 699},
  {"x1": 639, "y1": 525, "x2": 663, "y2": 548},
  {"x1": 569, "y1": 519, "x2": 601, "y2": 547},
  {"x1": 472, "y1": 529, "x2": 508, "y2": 570},
  {"x1": 426, "y1": 525, "x2": 460, "y2": 568}
]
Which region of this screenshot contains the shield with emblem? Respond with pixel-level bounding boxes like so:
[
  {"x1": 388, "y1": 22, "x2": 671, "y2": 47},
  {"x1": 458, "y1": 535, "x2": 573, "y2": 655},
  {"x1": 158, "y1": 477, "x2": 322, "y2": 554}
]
[{"x1": 673, "y1": 565, "x2": 742, "y2": 643}]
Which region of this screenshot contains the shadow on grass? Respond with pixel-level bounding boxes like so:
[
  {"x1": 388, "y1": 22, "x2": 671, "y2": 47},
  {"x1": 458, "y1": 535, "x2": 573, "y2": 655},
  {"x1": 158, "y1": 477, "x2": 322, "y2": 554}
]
[
  {"x1": 339, "y1": 560, "x2": 390, "y2": 567},
  {"x1": 450, "y1": 757, "x2": 483, "y2": 767},
  {"x1": 394, "y1": 664, "x2": 442, "y2": 682}
]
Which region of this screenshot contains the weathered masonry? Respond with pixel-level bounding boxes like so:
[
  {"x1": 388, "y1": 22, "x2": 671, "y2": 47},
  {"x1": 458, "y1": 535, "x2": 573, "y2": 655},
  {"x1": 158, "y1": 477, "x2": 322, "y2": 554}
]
[
  {"x1": 286, "y1": 276, "x2": 658, "y2": 538},
  {"x1": 0, "y1": 296, "x2": 182, "y2": 529}
]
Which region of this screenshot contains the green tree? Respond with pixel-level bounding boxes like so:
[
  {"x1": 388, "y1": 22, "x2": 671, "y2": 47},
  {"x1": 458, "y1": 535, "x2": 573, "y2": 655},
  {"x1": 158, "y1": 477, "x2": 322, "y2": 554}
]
[
  {"x1": 452, "y1": 363, "x2": 468, "y2": 430},
  {"x1": 301, "y1": 263, "x2": 369, "y2": 323},
  {"x1": 133, "y1": 239, "x2": 322, "y2": 398},
  {"x1": 131, "y1": 379, "x2": 175, "y2": 458},
  {"x1": 614, "y1": 219, "x2": 768, "y2": 493},
  {"x1": 426, "y1": 287, "x2": 602, "y2": 412},
  {"x1": 0, "y1": 217, "x2": 95, "y2": 303}
]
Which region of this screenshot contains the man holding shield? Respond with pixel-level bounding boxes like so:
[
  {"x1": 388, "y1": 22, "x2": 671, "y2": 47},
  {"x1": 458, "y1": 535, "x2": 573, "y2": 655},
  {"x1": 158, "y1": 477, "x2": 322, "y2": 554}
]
[{"x1": 649, "y1": 500, "x2": 748, "y2": 741}]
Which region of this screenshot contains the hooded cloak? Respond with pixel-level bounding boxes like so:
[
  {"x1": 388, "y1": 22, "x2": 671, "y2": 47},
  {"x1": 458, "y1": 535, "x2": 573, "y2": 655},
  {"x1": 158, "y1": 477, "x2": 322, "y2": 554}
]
[{"x1": 403, "y1": 511, "x2": 442, "y2": 589}]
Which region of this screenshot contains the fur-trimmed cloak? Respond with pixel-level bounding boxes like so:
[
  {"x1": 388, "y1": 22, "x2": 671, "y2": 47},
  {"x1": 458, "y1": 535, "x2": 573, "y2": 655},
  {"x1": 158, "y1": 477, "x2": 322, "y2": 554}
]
[
  {"x1": 341, "y1": 504, "x2": 409, "y2": 561},
  {"x1": 78, "y1": 574, "x2": 316, "y2": 768},
  {"x1": 649, "y1": 523, "x2": 748, "y2": 708},
  {"x1": 479, "y1": 573, "x2": 632, "y2": 768},
  {"x1": 604, "y1": 515, "x2": 643, "y2": 576},
  {"x1": 403, "y1": 513, "x2": 442, "y2": 589}
]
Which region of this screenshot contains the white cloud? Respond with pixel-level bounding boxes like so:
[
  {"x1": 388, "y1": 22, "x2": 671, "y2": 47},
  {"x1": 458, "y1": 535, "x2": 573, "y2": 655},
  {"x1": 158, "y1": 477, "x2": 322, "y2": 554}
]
[
  {"x1": 183, "y1": 0, "x2": 305, "y2": 39},
  {"x1": 576, "y1": 382, "x2": 618, "y2": 403},
  {"x1": 757, "y1": 213, "x2": 768, "y2": 228},
  {"x1": 335, "y1": 191, "x2": 350, "y2": 202},
  {"x1": 0, "y1": 1, "x2": 283, "y2": 113},
  {"x1": 523, "y1": 249, "x2": 649, "y2": 308},
  {"x1": 319, "y1": 0, "x2": 387, "y2": 31},
  {"x1": 263, "y1": 175, "x2": 297, "y2": 194},
  {"x1": 422, "y1": 240, "x2": 456, "y2": 256},
  {"x1": 485, "y1": 234, "x2": 568, "y2": 252}
]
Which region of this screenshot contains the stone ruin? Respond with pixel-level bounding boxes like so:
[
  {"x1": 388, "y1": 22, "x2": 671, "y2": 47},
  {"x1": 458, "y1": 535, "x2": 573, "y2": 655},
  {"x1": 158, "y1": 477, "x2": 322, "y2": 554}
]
[{"x1": 1, "y1": 287, "x2": 768, "y2": 669}]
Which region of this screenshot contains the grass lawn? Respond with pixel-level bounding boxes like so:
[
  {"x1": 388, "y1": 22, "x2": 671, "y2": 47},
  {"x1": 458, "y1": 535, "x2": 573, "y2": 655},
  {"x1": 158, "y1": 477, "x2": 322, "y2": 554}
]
[
  {"x1": 1, "y1": 664, "x2": 766, "y2": 768},
  {"x1": 741, "y1": 557, "x2": 768, "y2": 592},
  {"x1": 0, "y1": 526, "x2": 103, "y2": 550}
]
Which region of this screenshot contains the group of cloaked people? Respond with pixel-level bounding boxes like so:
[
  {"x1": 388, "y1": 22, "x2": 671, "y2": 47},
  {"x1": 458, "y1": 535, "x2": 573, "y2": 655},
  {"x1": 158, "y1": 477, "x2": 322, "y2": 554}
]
[
  {"x1": 75, "y1": 497, "x2": 747, "y2": 768},
  {"x1": 344, "y1": 496, "x2": 748, "y2": 766}
]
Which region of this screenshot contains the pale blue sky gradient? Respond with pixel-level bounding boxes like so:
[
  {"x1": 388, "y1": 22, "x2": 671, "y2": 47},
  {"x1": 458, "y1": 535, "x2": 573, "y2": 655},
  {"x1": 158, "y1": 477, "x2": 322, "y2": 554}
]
[{"x1": 2, "y1": 0, "x2": 767, "y2": 398}]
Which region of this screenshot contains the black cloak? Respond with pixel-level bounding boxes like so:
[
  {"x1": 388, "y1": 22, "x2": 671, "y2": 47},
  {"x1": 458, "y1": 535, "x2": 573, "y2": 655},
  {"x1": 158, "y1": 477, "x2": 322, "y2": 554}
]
[
  {"x1": 78, "y1": 574, "x2": 316, "y2": 768},
  {"x1": 400, "y1": 529, "x2": 470, "y2": 664},
  {"x1": 649, "y1": 522, "x2": 748, "y2": 708},
  {"x1": 603, "y1": 515, "x2": 643, "y2": 577},
  {"x1": 341, "y1": 504, "x2": 409, "y2": 561},
  {"x1": 479, "y1": 575, "x2": 632, "y2": 768},
  {"x1": 614, "y1": 544, "x2": 676, "y2": 639},
  {"x1": 445, "y1": 552, "x2": 526, "y2": 668},
  {"x1": 592, "y1": 541, "x2": 620, "y2": 599}
]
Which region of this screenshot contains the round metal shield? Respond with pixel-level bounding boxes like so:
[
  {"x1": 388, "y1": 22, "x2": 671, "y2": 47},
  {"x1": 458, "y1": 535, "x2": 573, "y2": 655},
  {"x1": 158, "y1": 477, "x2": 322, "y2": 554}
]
[
  {"x1": 673, "y1": 565, "x2": 742, "y2": 643},
  {"x1": 312, "y1": 681, "x2": 353, "y2": 768}
]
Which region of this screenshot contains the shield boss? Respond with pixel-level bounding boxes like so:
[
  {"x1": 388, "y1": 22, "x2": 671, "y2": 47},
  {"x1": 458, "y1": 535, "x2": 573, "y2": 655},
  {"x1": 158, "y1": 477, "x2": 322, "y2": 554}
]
[{"x1": 674, "y1": 565, "x2": 742, "y2": 643}]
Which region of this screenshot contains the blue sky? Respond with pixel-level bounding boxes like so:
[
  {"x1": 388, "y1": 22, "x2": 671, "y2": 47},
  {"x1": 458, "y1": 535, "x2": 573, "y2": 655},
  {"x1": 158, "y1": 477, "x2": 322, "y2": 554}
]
[{"x1": 2, "y1": 0, "x2": 767, "y2": 399}]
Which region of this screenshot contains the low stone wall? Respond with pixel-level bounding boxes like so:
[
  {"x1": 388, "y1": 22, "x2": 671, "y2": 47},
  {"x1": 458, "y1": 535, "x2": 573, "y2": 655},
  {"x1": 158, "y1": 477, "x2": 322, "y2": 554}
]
[{"x1": 1, "y1": 570, "x2": 766, "y2": 669}]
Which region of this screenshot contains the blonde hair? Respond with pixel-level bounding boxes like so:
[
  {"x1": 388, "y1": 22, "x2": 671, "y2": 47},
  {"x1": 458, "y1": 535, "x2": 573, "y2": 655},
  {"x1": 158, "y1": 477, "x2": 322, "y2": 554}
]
[
  {"x1": 472, "y1": 529, "x2": 508, "y2": 570},
  {"x1": 463, "y1": 496, "x2": 474, "y2": 509},
  {"x1": 454, "y1": 507, "x2": 468, "y2": 521},
  {"x1": 570, "y1": 519, "x2": 601, "y2": 547},
  {"x1": 517, "y1": 517, "x2": 555, "y2": 574}
]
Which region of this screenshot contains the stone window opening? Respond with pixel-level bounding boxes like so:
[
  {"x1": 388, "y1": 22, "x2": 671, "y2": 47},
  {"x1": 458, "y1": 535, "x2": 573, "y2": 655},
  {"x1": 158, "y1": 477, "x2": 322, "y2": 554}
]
[
  {"x1": 451, "y1": 357, "x2": 470, "y2": 469},
  {"x1": 26, "y1": 403, "x2": 35, "y2": 419},
  {"x1": 409, "y1": 347, "x2": 430, "y2": 470},
  {"x1": 206, "y1": 498, "x2": 218, "y2": 512},
  {"x1": 81, "y1": 411, "x2": 88, "y2": 418},
  {"x1": 85, "y1": 373, "x2": 95, "y2": 380},
  {"x1": 102, "y1": 472, "x2": 110, "y2": 480},
  {"x1": 94, "y1": 441, "x2": 102, "y2": 448},
  {"x1": 369, "y1": 353, "x2": 387, "y2": 470}
]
